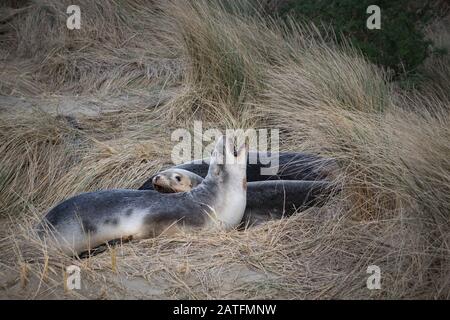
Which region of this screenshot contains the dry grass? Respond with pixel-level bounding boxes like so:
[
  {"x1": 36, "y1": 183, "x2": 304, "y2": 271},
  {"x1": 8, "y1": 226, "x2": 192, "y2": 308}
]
[
  {"x1": 0, "y1": 0, "x2": 449, "y2": 299},
  {"x1": 420, "y1": 14, "x2": 450, "y2": 104},
  {"x1": 0, "y1": 0, "x2": 180, "y2": 96}
]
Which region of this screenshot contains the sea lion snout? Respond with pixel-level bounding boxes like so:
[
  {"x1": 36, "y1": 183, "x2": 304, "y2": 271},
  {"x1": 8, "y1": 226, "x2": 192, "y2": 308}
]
[
  {"x1": 152, "y1": 169, "x2": 202, "y2": 193},
  {"x1": 152, "y1": 174, "x2": 174, "y2": 193}
]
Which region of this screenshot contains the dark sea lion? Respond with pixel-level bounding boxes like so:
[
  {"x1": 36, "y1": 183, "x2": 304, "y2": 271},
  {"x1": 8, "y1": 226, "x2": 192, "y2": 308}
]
[
  {"x1": 148, "y1": 168, "x2": 335, "y2": 226},
  {"x1": 139, "y1": 151, "x2": 337, "y2": 190}
]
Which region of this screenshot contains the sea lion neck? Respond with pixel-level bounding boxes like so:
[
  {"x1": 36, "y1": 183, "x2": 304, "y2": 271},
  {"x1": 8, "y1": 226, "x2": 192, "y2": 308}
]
[{"x1": 187, "y1": 174, "x2": 220, "y2": 200}]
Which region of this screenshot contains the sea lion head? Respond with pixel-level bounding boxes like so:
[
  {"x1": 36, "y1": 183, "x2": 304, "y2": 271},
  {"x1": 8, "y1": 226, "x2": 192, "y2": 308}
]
[
  {"x1": 203, "y1": 135, "x2": 248, "y2": 228},
  {"x1": 208, "y1": 135, "x2": 248, "y2": 186},
  {"x1": 152, "y1": 168, "x2": 203, "y2": 193}
]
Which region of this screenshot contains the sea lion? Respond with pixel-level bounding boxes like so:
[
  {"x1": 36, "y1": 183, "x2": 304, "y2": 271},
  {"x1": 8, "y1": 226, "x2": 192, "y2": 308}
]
[
  {"x1": 148, "y1": 168, "x2": 334, "y2": 226},
  {"x1": 139, "y1": 151, "x2": 337, "y2": 190},
  {"x1": 152, "y1": 168, "x2": 203, "y2": 193},
  {"x1": 38, "y1": 136, "x2": 248, "y2": 255}
]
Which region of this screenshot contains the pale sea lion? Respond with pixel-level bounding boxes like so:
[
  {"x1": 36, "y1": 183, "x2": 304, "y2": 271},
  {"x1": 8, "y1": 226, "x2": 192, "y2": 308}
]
[
  {"x1": 152, "y1": 168, "x2": 203, "y2": 193},
  {"x1": 38, "y1": 136, "x2": 248, "y2": 255}
]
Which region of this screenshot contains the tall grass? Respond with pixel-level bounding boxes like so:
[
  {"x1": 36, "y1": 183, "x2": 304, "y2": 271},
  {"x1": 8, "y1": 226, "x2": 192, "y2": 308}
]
[
  {"x1": 0, "y1": 0, "x2": 180, "y2": 95},
  {"x1": 158, "y1": 0, "x2": 287, "y2": 124},
  {"x1": 421, "y1": 15, "x2": 450, "y2": 104},
  {"x1": 0, "y1": 0, "x2": 448, "y2": 299}
]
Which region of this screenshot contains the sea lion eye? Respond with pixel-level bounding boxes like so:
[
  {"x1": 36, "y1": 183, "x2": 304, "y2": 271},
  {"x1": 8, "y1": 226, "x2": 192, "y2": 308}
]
[{"x1": 175, "y1": 175, "x2": 181, "y2": 182}]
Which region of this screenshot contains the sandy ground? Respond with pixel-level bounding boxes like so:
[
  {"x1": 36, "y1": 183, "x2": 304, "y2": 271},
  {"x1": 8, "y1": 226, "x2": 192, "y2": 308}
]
[
  {"x1": 0, "y1": 90, "x2": 175, "y2": 117},
  {"x1": 0, "y1": 216, "x2": 278, "y2": 300}
]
